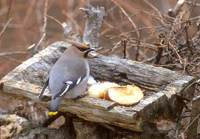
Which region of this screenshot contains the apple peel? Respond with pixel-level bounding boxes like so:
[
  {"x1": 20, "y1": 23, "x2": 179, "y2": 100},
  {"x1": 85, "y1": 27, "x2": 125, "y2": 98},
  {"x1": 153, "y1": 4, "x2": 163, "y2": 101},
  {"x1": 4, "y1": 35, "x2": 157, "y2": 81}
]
[
  {"x1": 88, "y1": 82, "x2": 119, "y2": 99},
  {"x1": 108, "y1": 85, "x2": 143, "y2": 105}
]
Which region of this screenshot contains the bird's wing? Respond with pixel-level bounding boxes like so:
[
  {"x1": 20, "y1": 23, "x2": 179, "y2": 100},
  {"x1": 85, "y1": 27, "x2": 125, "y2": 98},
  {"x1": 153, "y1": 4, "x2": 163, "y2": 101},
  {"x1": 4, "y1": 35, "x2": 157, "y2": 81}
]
[
  {"x1": 38, "y1": 78, "x2": 49, "y2": 100},
  {"x1": 53, "y1": 76, "x2": 84, "y2": 99}
]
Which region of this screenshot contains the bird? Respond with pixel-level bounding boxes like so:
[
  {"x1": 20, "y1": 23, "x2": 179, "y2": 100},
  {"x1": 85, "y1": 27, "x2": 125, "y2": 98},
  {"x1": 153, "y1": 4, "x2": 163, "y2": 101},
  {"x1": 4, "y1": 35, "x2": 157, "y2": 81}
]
[{"x1": 39, "y1": 44, "x2": 94, "y2": 116}]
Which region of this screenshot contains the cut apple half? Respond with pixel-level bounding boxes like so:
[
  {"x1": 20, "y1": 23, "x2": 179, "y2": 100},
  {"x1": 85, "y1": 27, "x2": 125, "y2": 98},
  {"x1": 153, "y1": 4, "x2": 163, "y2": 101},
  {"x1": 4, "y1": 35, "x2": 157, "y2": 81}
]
[
  {"x1": 88, "y1": 82, "x2": 119, "y2": 99},
  {"x1": 108, "y1": 85, "x2": 143, "y2": 105}
]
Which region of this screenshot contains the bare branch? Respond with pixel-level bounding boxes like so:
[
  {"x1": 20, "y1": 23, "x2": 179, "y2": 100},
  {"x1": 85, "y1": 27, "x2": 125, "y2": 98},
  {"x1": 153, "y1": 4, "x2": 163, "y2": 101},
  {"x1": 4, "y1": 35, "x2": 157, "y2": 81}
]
[
  {"x1": 168, "y1": 0, "x2": 185, "y2": 17},
  {"x1": 46, "y1": 15, "x2": 63, "y2": 27},
  {"x1": 6, "y1": 0, "x2": 14, "y2": 20},
  {"x1": 0, "y1": 18, "x2": 12, "y2": 39},
  {"x1": 0, "y1": 51, "x2": 27, "y2": 57},
  {"x1": 112, "y1": 0, "x2": 140, "y2": 39},
  {"x1": 33, "y1": 0, "x2": 48, "y2": 54},
  {"x1": 143, "y1": 0, "x2": 166, "y2": 26}
]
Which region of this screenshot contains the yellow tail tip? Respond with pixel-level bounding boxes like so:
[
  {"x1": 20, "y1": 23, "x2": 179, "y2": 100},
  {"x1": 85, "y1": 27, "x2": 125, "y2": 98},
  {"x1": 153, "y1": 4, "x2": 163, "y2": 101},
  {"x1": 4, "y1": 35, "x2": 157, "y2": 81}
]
[{"x1": 48, "y1": 111, "x2": 58, "y2": 116}]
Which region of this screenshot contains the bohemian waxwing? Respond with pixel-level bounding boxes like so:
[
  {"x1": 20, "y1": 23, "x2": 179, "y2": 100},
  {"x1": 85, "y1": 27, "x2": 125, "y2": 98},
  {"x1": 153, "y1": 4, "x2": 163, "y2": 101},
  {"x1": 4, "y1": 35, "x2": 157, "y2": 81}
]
[{"x1": 39, "y1": 45, "x2": 94, "y2": 116}]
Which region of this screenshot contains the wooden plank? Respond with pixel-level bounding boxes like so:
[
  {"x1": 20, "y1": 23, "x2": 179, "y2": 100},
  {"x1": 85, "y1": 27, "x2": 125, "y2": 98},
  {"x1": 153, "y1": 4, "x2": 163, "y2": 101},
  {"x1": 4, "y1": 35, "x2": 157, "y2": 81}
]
[
  {"x1": 112, "y1": 91, "x2": 169, "y2": 120},
  {"x1": 89, "y1": 56, "x2": 184, "y2": 89},
  {"x1": 164, "y1": 75, "x2": 195, "y2": 118},
  {"x1": 2, "y1": 80, "x2": 141, "y2": 131},
  {"x1": 60, "y1": 102, "x2": 142, "y2": 132},
  {"x1": 2, "y1": 81, "x2": 41, "y2": 101},
  {"x1": 2, "y1": 81, "x2": 116, "y2": 110},
  {"x1": 164, "y1": 75, "x2": 194, "y2": 98}
]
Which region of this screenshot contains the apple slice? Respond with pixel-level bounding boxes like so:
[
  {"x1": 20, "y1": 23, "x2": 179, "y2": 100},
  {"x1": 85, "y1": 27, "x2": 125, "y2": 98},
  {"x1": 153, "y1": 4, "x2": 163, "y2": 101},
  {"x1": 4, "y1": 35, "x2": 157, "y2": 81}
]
[
  {"x1": 108, "y1": 85, "x2": 143, "y2": 105},
  {"x1": 88, "y1": 82, "x2": 119, "y2": 99}
]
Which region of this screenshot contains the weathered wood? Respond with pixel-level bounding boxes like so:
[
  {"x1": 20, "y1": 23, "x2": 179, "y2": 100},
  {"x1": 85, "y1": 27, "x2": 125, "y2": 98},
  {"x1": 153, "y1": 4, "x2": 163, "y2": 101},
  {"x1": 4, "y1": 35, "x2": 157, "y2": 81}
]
[
  {"x1": 0, "y1": 114, "x2": 30, "y2": 139},
  {"x1": 2, "y1": 80, "x2": 142, "y2": 131},
  {"x1": 89, "y1": 55, "x2": 186, "y2": 90},
  {"x1": 164, "y1": 75, "x2": 195, "y2": 118},
  {"x1": 82, "y1": 5, "x2": 105, "y2": 48},
  {"x1": 0, "y1": 41, "x2": 195, "y2": 132}
]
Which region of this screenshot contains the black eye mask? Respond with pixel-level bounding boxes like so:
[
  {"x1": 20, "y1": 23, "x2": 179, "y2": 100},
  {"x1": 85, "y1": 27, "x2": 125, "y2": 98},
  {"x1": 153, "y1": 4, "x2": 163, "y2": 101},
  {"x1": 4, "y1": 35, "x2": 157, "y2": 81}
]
[{"x1": 83, "y1": 48, "x2": 96, "y2": 58}]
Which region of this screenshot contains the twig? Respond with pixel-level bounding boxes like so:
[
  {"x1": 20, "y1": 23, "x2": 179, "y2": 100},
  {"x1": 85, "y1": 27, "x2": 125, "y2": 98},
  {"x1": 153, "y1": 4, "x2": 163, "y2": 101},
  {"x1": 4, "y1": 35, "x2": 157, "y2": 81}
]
[
  {"x1": 168, "y1": 42, "x2": 183, "y2": 64},
  {"x1": 62, "y1": 11, "x2": 82, "y2": 35},
  {"x1": 155, "y1": 47, "x2": 163, "y2": 64},
  {"x1": 0, "y1": 55, "x2": 23, "y2": 63},
  {"x1": 185, "y1": 23, "x2": 193, "y2": 54},
  {"x1": 6, "y1": 0, "x2": 14, "y2": 20},
  {"x1": 0, "y1": 18, "x2": 12, "y2": 39},
  {"x1": 143, "y1": 0, "x2": 166, "y2": 26},
  {"x1": 46, "y1": 15, "x2": 63, "y2": 27},
  {"x1": 111, "y1": 40, "x2": 122, "y2": 53},
  {"x1": 112, "y1": 0, "x2": 140, "y2": 39},
  {"x1": 168, "y1": 0, "x2": 185, "y2": 17},
  {"x1": 0, "y1": 51, "x2": 27, "y2": 57},
  {"x1": 121, "y1": 39, "x2": 127, "y2": 59},
  {"x1": 111, "y1": 0, "x2": 142, "y2": 60},
  {"x1": 0, "y1": 51, "x2": 27, "y2": 63},
  {"x1": 111, "y1": 39, "x2": 160, "y2": 55},
  {"x1": 118, "y1": 16, "x2": 200, "y2": 40},
  {"x1": 182, "y1": 113, "x2": 200, "y2": 134},
  {"x1": 189, "y1": 0, "x2": 197, "y2": 15},
  {"x1": 33, "y1": 0, "x2": 48, "y2": 54},
  {"x1": 46, "y1": 15, "x2": 72, "y2": 38},
  {"x1": 186, "y1": 0, "x2": 200, "y2": 6},
  {"x1": 0, "y1": 23, "x2": 21, "y2": 28},
  {"x1": 135, "y1": 38, "x2": 141, "y2": 61},
  {"x1": 142, "y1": 45, "x2": 187, "y2": 63},
  {"x1": 46, "y1": 15, "x2": 89, "y2": 48}
]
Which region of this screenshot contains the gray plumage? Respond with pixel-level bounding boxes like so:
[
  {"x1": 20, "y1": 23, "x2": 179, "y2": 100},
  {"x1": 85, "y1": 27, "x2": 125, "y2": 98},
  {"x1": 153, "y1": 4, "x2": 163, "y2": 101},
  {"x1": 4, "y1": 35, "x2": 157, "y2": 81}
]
[{"x1": 39, "y1": 46, "x2": 90, "y2": 112}]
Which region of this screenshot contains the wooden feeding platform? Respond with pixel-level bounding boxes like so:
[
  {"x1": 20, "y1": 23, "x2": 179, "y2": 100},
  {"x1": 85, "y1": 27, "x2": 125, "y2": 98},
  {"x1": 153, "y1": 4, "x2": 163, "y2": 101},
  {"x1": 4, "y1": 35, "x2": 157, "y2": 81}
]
[{"x1": 0, "y1": 41, "x2": 195, "y2": 133}]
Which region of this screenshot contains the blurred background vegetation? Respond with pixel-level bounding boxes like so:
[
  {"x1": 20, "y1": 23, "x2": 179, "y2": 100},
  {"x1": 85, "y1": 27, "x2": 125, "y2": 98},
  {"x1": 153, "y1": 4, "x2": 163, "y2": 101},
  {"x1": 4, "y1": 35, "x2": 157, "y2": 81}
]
[{"x1": 2, "y1": 0, "x2": 200, "y2": 79}]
